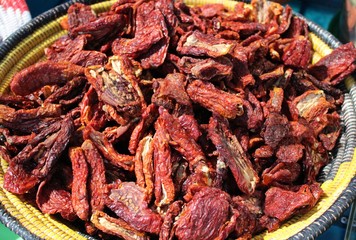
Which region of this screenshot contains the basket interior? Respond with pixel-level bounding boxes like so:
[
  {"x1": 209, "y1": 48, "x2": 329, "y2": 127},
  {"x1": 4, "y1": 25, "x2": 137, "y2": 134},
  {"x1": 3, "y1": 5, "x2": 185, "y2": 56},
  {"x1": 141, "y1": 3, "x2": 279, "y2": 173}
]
[{"x1": 0, "y1": 0, "x2": 355, "y2": 239}]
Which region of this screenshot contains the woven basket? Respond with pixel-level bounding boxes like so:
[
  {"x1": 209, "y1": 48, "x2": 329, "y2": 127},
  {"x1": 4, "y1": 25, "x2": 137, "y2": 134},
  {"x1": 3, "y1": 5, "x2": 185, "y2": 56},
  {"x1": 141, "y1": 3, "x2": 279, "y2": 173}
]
[{"x1": 0, "y1": 0, "x2": 355, "y2": 239}]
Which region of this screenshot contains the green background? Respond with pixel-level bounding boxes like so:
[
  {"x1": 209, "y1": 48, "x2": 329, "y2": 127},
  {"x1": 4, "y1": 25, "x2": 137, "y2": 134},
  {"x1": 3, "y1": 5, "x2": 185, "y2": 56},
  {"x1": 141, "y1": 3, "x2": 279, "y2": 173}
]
[{"x1": 0, "y1": 223, "x2": 22, "y2": 240}]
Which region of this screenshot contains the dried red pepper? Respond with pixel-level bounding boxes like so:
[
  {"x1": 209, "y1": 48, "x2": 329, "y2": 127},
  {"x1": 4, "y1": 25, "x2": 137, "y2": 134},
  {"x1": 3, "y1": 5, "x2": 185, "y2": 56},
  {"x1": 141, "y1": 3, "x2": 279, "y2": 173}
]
[{"x1": 1, "y1": 0, "x2": 355, "y2": 239}]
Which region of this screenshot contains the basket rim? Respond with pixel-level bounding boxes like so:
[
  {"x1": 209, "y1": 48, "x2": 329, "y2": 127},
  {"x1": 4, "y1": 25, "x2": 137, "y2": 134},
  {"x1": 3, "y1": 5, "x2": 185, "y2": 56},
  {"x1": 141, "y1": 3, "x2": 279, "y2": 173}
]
[
  {"x1": 0, "y1": 0, "x2": 102, "y2": 60},
  {"x1": 290, "y1": 177, "x2": 356, "y2": 240},
  {"x1": 0, "y1": 1, "x2": 355, "y2": 240},
  {"x1": 0, "y1": 204, "x2": 41, "y2": 240}
]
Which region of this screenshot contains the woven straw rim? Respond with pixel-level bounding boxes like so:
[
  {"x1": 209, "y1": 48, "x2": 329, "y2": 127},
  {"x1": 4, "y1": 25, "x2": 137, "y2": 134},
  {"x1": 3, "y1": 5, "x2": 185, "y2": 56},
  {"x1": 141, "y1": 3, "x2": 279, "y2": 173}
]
[{"x1": 0, "y1": 1, "x2": 355, "y2": 240}]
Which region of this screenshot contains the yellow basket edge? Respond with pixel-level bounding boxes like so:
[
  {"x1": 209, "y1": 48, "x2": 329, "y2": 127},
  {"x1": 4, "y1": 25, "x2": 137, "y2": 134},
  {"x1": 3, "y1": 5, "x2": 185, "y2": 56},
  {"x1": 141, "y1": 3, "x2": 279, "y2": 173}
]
[{"x1": 0, "y1": 0, "x2": 354, "y2": 240}]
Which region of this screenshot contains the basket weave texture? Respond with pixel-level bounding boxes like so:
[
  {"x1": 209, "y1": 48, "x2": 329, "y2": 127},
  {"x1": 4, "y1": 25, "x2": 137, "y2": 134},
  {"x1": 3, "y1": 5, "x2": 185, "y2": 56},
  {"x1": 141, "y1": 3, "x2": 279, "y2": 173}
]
[{"x1": 0, "y1": 0, "x2": 355, "y2": 239}]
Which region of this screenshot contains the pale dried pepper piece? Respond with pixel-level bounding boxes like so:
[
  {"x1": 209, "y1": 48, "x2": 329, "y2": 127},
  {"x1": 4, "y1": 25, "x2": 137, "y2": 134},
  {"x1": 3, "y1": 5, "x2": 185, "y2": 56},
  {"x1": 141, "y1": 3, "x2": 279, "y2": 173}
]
[
  {"x1": 177, "y1": 30, "x2": 234, "y2": 58},
  {"x1": 265, "y1": 87, "x2": 284, "y2": 114},
  {"x1": 69, "y1": 147, "x2": 90, "y2": 221},
  {"x1": 153, "y1": 117, "x2": 175, "y2": 207},
  {"x1": 213, "y1": 156, "x2": 228, "y2": 189},
  {"x1": 134, "y1": 135, "x2": 154, "y2": 201},
  {"x1": 91, "y1": 210, "x2": 149, "y2": 240},
  {"x1": 103, "y1": 123, "x2": 134, "y2": 144},
  {"x1": 253, "y1": 0, "x2": 292, "y2": 36},
  {"x1": 258, "y1": 65, "x2": 285, "y2": 82},
  {"x1": 172, "y1": 160, "x2": 189, "y2": 195},
  {"x1": 102, "y1": 103, "x2": 129, "y2": 126},
  {"x1": 109, "y1": 55, "x2": 147, "y2": 110},
  {"x1": 292, "y1": 90, "x2": 332, "y2": 122},
  {"x1": 208, "y1": 116, "x2": 259, "y2": 195},
  {"x1": 85, "y1": 58, "x2": 143, "y2": 119}
]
